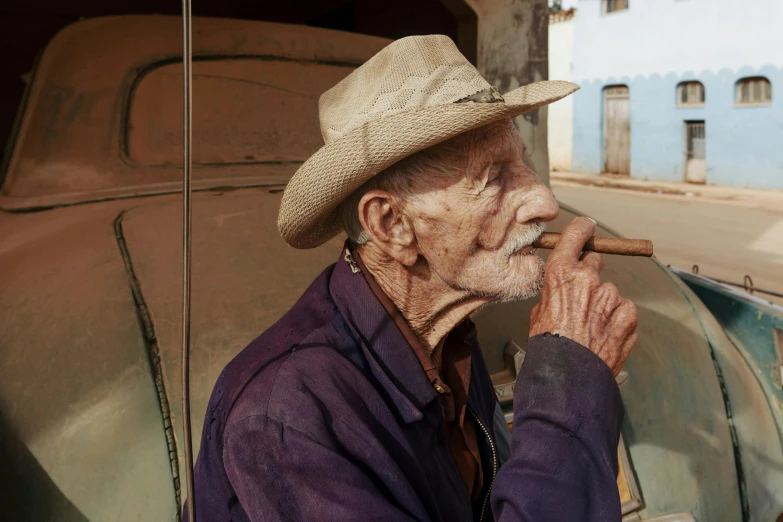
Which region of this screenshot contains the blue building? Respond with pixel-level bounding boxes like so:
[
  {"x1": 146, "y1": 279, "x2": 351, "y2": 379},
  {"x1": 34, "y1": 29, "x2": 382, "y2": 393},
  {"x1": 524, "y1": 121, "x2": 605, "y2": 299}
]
[{"x1": 552, "y1": 0, "x2": 783, "y2": 189}]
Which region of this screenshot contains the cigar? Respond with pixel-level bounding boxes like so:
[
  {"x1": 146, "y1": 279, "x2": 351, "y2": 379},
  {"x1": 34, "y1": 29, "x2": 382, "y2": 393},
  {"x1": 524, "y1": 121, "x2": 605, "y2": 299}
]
[{"x1": 533, "y1": 233, "x2": 654, "y2": 257}]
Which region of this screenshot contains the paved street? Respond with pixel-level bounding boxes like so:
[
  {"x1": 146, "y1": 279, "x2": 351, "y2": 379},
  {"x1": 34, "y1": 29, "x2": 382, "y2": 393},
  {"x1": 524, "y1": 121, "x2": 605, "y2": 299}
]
[{"x1": 552, "y1": 181, "x2": 783, "y2": 305}]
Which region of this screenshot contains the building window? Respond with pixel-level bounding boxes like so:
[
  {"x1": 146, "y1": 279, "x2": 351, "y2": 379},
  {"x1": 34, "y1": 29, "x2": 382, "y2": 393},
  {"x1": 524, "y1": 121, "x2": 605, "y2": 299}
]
[
  {"x1": 677, "y1": 81, "x2": 705, "y2": 107},
  {"x1": 736, "y1": 77, "x2": 772, "y2": 106},
  {"x1": 603, "y1": 0, "x2": 629, "y2": 13}
]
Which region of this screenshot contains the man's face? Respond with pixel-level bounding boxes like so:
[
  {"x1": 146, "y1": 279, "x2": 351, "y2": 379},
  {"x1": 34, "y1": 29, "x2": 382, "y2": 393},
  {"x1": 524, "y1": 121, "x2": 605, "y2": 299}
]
[{"x1": 404, "y1": 120, "x2": 560, "y2": 302}]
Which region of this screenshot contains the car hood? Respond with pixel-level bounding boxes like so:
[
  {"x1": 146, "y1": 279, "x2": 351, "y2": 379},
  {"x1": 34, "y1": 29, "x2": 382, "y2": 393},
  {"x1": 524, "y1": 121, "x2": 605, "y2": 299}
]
[{"x1": 0, "y1": 199, "x2": 178, "y2": 521}]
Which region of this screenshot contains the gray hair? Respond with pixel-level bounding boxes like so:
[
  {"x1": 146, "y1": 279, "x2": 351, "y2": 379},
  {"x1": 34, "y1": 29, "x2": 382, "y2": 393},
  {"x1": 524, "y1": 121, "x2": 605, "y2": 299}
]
[
  {"x1": 336, "y1": 141, "x2": 464, "y2": 244},
  {"x1": 337, "y1": 120, "x2": 515, "y2": 244}
]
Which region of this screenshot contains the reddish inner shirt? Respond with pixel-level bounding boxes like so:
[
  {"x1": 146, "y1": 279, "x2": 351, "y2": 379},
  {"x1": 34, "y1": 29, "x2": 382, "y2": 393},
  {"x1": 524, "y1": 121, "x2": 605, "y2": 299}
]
[{"x1": 352, "y1": 249, "x2": 484, "y2": 500}]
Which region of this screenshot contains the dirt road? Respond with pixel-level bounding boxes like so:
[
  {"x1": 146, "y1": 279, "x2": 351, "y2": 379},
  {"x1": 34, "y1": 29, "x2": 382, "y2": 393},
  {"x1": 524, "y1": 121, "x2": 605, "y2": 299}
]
[{"x1": 552, "y1": 182, "x2": 783, "y2": 305}]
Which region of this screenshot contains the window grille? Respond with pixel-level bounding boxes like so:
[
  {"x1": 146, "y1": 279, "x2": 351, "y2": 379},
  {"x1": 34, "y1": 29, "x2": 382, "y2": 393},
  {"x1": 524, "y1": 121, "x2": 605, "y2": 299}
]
[
  {"x1": 677, "y1": 81, "x2": 705, "y2": 107},
  {"x1": 603, "y1": 0, "x2": 628, "y2": 13},
  {"x1": 686, "y1": 121, "x2": 705, "y2": 161},
  {"x1": 736, "y1": 77, "x2": 772, "y2": 105}
]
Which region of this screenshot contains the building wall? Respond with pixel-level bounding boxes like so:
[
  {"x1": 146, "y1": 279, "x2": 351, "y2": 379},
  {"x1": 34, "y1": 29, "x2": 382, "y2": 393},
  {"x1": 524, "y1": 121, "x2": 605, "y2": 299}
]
[
  {"x1": 548, "y1": 13, "x2": 574, "y2": 171},
  {"x1": 466, "y1": 0, "x2": 552, "y2": 185},
  {"x1": 570, "y1": 0, "x2": 783, "y2": 188}
]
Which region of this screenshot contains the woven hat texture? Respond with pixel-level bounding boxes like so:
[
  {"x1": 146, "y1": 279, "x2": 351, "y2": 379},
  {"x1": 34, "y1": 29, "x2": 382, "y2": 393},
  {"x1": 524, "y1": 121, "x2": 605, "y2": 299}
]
[{"x1": 278, "y1": 35, "x2": 579, "y2": 249}]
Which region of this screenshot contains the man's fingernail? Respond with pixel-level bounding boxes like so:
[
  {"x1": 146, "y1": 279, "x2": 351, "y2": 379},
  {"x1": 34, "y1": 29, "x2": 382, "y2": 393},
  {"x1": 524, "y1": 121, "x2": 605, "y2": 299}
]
[{"x1": 587, "y1": 217, "x2": 597, "y2": 225}]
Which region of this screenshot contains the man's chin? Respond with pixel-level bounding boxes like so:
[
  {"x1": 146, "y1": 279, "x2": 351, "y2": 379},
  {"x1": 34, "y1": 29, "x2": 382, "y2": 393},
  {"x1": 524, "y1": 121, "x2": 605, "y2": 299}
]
[
  {"x1": 443, "y1": 254, "x2": 545, "y2": 302},
  {"x1": 479, "y1": 255, "x2": 545, "y2": 303},
  {"x1": 496, "y1": 278, "x2": 544, "y2": 303}
]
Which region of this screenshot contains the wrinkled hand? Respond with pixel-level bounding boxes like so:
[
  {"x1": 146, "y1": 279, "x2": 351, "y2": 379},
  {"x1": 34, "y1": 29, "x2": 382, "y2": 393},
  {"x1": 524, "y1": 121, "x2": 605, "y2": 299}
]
[{"x1": 529, "y1": 217, "x2": 638, "y2": 376}]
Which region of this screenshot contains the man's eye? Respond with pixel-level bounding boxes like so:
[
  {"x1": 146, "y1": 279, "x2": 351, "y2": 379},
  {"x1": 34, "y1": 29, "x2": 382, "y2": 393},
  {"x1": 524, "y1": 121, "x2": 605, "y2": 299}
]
[{"x1": 487, "y1": 165, "x2": 502, "y2": 184}]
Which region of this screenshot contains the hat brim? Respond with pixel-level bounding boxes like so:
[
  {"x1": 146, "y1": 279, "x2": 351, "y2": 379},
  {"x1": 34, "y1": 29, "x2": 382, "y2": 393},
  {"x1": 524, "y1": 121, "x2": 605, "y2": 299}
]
[{"x1": 278, "y1": 80, "x2": 579, "y2": 249}]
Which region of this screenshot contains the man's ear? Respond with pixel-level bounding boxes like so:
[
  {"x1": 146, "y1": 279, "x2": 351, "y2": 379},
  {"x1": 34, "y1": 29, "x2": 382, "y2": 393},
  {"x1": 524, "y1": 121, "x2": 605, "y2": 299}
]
[{"x1": 357, "y1": 190, "x2": 418, "y2": 266}]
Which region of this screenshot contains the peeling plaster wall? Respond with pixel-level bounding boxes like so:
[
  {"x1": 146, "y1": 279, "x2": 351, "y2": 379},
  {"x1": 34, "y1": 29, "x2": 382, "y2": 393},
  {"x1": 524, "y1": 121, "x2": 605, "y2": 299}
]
[{"x1": 466, "y1": 0, "x2": 551, "y2": 186}]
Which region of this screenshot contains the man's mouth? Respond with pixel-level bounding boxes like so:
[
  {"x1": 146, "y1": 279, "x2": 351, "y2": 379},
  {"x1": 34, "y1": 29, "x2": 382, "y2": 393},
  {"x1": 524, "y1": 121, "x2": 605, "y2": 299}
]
[
  {"x1": 511, "y1": 245, "x2": 537, "y2": 256},
  {"x1": 502, "y1": 223, "x2": 546, "y2": 257}
]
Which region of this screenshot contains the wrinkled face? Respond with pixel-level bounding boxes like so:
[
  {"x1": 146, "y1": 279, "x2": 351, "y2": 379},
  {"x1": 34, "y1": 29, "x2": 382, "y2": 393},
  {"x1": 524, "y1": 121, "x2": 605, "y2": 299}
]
[{"x1": 404, "y1": 120, "x2": 560, "y2": 302}]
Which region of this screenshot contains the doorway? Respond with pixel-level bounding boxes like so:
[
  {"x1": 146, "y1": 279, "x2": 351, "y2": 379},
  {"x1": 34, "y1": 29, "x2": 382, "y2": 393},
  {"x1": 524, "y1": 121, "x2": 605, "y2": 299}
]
[
  {"x1": 603, "y1": 85, "x2": 631, "y2": 175},
  {"x1": 685, "y1": 120, "x2": 706, "y2": 184}
]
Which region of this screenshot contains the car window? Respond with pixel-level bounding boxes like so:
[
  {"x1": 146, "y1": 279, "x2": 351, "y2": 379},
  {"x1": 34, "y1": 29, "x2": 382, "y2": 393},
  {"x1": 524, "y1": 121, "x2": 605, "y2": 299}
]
[{"x1": 125, "y1": 58, "x2": 354, "y2": 166}]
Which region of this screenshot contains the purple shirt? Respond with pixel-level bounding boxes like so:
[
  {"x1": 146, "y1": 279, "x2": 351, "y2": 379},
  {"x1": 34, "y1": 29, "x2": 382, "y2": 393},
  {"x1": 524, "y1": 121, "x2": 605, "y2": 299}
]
[{"x1": 187, "y1": 246, "x2": 624, "y2": 521}]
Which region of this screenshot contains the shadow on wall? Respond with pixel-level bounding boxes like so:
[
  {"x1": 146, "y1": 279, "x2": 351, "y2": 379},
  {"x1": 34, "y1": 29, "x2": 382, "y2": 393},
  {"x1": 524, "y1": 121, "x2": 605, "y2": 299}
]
[
  {"x1": 570, "y1": 64, "x2": 783, "y2": 189},
  {"x1": 0, "y1": 409, "x2": 88, "y2": 522}
]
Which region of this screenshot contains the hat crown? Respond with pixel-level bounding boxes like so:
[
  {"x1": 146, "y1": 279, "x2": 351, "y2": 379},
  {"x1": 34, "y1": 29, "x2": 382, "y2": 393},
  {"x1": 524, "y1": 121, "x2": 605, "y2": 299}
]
[{"x1": 318, "y1": 35, "x2": 491, "y2": 143}]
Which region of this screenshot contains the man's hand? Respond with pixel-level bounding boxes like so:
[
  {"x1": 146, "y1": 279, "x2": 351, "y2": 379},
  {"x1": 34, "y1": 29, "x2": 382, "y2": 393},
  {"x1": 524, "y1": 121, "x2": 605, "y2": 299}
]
[{"x1": 529, "y1": 217, "x2": 638, "y2": 376}]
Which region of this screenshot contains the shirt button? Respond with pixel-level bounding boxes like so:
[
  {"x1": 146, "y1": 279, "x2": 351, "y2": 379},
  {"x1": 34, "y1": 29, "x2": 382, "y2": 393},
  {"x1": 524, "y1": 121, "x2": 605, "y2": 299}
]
[{"x1": 433, "y1": 383, "x2": 445, "y2": 394}]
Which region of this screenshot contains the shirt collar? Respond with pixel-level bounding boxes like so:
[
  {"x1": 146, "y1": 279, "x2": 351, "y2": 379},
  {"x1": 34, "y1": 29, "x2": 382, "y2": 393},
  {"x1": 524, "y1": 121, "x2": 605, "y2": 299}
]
[
  {"x1": 328, "y1": 242, "x2": 440, "y2": 424},
  {"x1": 352, "y1": 247, "x2": 445, "y2": 391}
]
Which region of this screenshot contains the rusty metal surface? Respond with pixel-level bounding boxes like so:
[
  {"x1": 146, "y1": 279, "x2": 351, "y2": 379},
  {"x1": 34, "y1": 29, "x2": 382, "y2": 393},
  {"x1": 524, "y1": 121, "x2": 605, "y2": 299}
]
[
  {"x1": 0, "y1": 200, "x2": 176, "y2": 520},
  {"x1": 0, "y1": 15, "x2": 389, "y2": 210}
]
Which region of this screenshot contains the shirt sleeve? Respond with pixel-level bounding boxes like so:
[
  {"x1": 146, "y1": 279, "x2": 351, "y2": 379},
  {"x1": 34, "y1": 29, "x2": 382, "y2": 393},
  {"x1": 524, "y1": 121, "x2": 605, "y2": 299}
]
[
  {"x1": 490, "y1": 333, "x2": 625, "y2": 522},
  {"x1": 223, "y1": 414, "x2": 421, "y2": 522}
]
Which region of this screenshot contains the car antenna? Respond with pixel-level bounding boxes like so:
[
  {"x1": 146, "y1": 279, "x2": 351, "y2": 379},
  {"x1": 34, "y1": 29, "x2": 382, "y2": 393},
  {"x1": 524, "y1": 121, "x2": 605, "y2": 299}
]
[{"x1": 181, "y1": 0, "x2": 196, "y2": 519}]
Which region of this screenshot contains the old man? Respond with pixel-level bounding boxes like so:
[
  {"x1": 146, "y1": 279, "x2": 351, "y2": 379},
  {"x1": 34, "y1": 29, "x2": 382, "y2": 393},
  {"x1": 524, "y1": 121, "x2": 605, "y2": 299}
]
[{"x1": 189, "y1": 35, "x2": 637, "y2": 522}]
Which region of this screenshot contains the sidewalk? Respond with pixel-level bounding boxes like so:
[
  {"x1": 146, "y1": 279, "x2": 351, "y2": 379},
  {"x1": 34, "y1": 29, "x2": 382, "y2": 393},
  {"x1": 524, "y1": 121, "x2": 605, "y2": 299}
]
[{"x1": 550, "y1": 171, "x2": 783, "y2": 213}]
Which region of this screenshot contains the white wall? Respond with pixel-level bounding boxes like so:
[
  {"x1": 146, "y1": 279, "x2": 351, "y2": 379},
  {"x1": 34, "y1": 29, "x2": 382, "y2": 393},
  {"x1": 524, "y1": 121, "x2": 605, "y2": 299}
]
[
  {"x1": 569, "y1": 0, "x2": 783, "y2": 189},
  {"x1": 548, "y1": 16, "x2": 574, "y2": 171},
  {"x1": 572, "y1": 0, "x2": 783, "y2": 83}
]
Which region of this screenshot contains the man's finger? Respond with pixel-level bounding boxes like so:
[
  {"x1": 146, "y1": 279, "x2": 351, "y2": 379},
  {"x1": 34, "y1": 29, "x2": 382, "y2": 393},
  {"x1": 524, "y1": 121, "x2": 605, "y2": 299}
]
[
  {"x1": 579, "y1": 251, "x2": 604, "y2": 273},
  {"x1": 615, "y1": 299, "x2": 639, "y2": 331},
  {"x1": 548, "y1": 217, "x2": 596, "y2": 264}
]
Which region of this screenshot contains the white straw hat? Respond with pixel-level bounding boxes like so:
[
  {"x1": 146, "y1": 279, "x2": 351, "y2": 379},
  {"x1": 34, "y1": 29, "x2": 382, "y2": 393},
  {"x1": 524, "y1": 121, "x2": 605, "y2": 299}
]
[{"x1": 278, "y1": 34, "x2": 579, "y2": 249}]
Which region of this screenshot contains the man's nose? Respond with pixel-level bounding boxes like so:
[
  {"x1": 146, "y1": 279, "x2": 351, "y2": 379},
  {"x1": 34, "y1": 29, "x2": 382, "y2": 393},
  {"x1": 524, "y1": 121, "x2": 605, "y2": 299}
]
[{"x1": 515, "y1": 180, "x2": 560, "y2": 224}]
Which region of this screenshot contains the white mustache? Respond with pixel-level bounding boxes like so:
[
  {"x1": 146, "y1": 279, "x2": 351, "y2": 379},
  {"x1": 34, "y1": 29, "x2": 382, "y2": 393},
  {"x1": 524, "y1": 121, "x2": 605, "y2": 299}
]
[{"x1": 502, "y1": 223, "x2": 546, "y2": 256}]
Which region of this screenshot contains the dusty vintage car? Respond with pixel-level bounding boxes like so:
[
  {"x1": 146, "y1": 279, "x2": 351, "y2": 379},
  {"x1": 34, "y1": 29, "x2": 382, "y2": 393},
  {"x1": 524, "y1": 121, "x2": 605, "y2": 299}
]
[{"x1": 1, "y1": 15, "x2": 782, "y2": 522}]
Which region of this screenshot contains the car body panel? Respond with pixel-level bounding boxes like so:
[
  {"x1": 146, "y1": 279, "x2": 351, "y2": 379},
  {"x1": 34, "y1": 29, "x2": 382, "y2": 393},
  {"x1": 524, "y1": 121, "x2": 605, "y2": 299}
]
[
  {"x1": 675, "y1": 269, "x2": 783, "y2": 430},
  {"x1": 0, "y1": 200, "x2": 177, "y2": 521},
  {"x1": 672, "y1": 268, "x2": 783, "y2": 520},
  {"x1": 118, "y1": 190, "x2": 347, "y2": 486}
]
